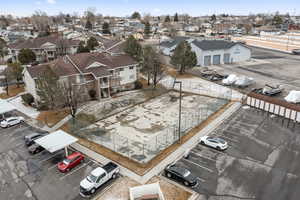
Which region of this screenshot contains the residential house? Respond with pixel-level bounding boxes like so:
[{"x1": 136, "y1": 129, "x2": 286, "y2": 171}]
[
  {"x1": 8, "y1": 34, "x2": 80, "y2": 63},
  {"x1": 160, "y1": 37, "x2": 251, "y2": 66},
  {"x1": 23, "y1": 52, "x2": 138, "y2": 104}
]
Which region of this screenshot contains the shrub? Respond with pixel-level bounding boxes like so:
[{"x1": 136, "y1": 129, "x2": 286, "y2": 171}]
[
  {"x1": 134, "y1": 80, "x2": 143, "y2": 89},
  {"x1": 21, "y1": 93, "x2": 34, "y2": 105},
  {"x1": 88, "y1": 89, "x2": 97, "y2": 100},
  {"x1": 76, "y1": 113, "x2": 96, "y2": 124}
]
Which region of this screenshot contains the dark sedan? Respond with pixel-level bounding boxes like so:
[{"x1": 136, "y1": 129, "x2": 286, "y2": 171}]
[
  {"x1": 292, "y1": 49, "x2": 300, "y2": 55},
  {"x1": 28, "y1": 143, "x2": 45, "y2": 154},
  {"x1": 165, "y1": 164, "x2": 198, "y2": 187},
  {"x1": 24, "y1": 133, "x2": 47, "y2": 147}
]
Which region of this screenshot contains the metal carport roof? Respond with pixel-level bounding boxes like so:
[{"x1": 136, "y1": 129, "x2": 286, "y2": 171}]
[
  {"x1": 0, "y1": 99, "x2": 16, "y2": 115},
  {"x1": 34, "y1": 130, "x2": 78, "y2": 153}
]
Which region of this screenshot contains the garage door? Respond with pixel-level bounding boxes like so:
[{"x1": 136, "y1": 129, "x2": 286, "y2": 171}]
[
  {"x1": 224, "y1": 53, "x2": 230, "y2": 64},
  {"x1": 204, "y1": 56, "x2": 211, "y2": 66},
  {"x1": 213, "y1": 55, "x2": 221, "y2": 65}
]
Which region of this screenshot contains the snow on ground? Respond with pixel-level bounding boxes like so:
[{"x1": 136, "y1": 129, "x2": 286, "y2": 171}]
[
  {"x1": 96, "y1": 91, "x2": 225, "y2": 142},
  {"x1": 90, "y1": 91, "x2": 227, "y2": 163},
  {"x1": 0, "y1": 87, "x2": 4, "y2": 94},
  {"x1": 8, "y1": 97, "x2": 40, "y2": 119}
]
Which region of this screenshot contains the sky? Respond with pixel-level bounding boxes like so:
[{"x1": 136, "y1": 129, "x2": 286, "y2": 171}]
[{"x1": 0, "y1": 0, "x2": 299, "y2": 17}]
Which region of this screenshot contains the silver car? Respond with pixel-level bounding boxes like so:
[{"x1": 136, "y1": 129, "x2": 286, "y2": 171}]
[
  {"x1": 0, "y1": 116, "x2": 24, "y2": 128},
  {"x1": 200, "y1": 136, "x2": 228, "y2": 150}
]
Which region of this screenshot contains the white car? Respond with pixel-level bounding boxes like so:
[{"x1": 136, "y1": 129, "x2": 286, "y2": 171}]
[
  {"x1": 0, "y1": 116, "x2": 24, "y2": 128},
  {"x1": 200, "y1": 136, "x2": 228, "y2": 150}
]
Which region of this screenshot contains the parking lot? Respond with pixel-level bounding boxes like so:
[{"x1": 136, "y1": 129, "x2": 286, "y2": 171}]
[
  {"x1": 0, "y1": 122, "x2": 117, "y2": 200},
  {"x1": 165, "y1": 107, "x2": 300, "y2": 200},
  {"x1": 191, "y1": 46, "x2": 300, "y2": 99}
]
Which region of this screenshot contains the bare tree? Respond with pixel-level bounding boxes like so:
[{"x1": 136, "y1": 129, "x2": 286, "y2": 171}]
[
  {"x1": 60, "y1": 82, "x2": 84, "y2": 118},
  {"x1": 142, "y1": 45, "x2": 165, "y2": 89},
  {"x1": 32, "y1": 10, "x2": 51, "y2": 32}
]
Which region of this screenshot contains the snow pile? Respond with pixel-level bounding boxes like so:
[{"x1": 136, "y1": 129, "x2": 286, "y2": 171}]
[
  {"x1": 284, "y1": 91, "x2": 300, "y2": 103},
  {"x1": 222, "y1": 74, "x2": 238, "y2": 85},
  {"x1": 234, "y1": 76, "x2": 254, "y2": 87}
]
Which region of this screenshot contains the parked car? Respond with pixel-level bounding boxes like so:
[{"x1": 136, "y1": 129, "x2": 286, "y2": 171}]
[
  {"x1": 28, "y1": 143, "x2": 45, "y2": 154},
  {"x1": 57, "y1": 152, "x2": 85, "y2": 173},
  {"x1": 252, "y1": 84, "x2": 282, "y2": 96},
  {"x1": 0, "y1": 116, "x2": 24, "y2": 128},
  {"x1": 24, "y1": 133, "x2": 47, "y2": 147},
  {"x1": 80, "y1": 162, "x2": 119, "y2": 196},
  {"x1": 292, "y1": 49, "x2": 300, "y2": 55},
  {"x1": 200, "y1": 136, "x2": 228, "y2": 150},
  {"x1": 165, "y1": 164, "x2": 198, "y2": 187}
]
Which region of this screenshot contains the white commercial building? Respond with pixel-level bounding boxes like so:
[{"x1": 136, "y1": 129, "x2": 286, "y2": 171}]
[{"x1": 160, "y1": 37, "x2": 251, "y2": 66}]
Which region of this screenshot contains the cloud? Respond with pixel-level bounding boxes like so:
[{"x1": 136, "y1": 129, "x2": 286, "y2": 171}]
[
  {"x1": 153, "y1": 8, "x2": 161, "y2": 13},
  {"x1": 46, "y1": 0, "x2": 56, "y2": 4}
]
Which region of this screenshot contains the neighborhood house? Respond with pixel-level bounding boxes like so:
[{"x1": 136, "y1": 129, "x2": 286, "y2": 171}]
[
  {"x1": 8, "y1": 34, "x2": 80, "y2": 63},
  {"x1": 23, "y1": 52, "x2": 138, "y2": 104}
]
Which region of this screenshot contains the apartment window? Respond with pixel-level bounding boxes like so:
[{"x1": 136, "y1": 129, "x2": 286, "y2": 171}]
[
  {"x1": 129, "y1": 66, "x2": 134, "y2": 70},
  {"x1": 119, "y1": 68, "x2": 124, "y2": 72}
]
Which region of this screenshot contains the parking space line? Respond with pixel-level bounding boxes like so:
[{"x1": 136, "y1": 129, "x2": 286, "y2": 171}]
[
  {"x1": 39, "y1": 151, "x2": 63, "y2": 163},
  {"x1": 190, "y1": 150, "x2": 216, "y2": 162},
  {"x1": 14, "y1": 142, "x2": 24, "y2": 148},
  {"x1": 219, "y1": 135, "x2": 239, "y2": 143},
  {"x1": 59, "y1": 160, "x2": 92, "y2": 180},
  {"x1": 183, "y1": 158, "x2": 214, "y2": 173},
  {"x1": 48, "y1": 163, "x2": 59, "y2": 171},
  {"x1": 197, "y1": 177, "x2": 206, "y2": 183},
  {"x1": 91, "y1": 178, "x2": 120, "y2": 200}
]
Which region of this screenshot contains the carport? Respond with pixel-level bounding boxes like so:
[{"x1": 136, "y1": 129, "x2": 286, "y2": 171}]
[
  {"x1": 35, "y1": 130, "x2": 78, "y2": 156},
  {"x1": 0, "y1": 99, "x2": 15, "y2": 119}
]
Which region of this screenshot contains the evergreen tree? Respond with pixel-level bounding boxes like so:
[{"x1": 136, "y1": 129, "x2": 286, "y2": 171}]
[
  {"x1": 164, "y1": 15, "x2": 171, "y2": 23},
  {"x1": 77, "y1": 41, "x2": 90, "y2": 53},
  {"x1": 85, "y1": 20, "x2": 93, "y2": 30},
  {"x1": 170, "y1": 41, "x2": 197, "y2": 74},
  {"x1": 123, "y1": 35, "x2": 142, "y2": 61},
  {"x1": 174, "y1": 13, "x2": 179, "y2": 22},
  {"x1": 18, "y1": 48, "x2": 36, "y2": 65},
  {"x1": 7, "y1": 62, "x2": 23, "y2": 87},
  {"x1": 86, "y1": 36, "x2": 99, "y2": 50},
  {"x1": 102, "y1": 22, "x2": 110, "y2": 34},
  {"x1": 131, "y1": 12, "x2": 141, "y2": 19},
  {"x1": 144, "y1": 21, "x2": 151, "y2": 38}
]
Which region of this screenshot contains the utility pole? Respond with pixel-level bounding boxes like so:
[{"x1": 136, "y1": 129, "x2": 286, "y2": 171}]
[{"x1": 174, "y1": 81, "x2": 182, "y2": 143}]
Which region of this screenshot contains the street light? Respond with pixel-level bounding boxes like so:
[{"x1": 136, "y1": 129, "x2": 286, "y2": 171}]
[{"x1": 174, "y1": 81, "x2": 182, "y2": 143}]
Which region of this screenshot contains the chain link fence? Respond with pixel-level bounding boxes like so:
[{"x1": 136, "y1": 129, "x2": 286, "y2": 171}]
[{"x1": 67, "y1": 95, "x2": 228, "y2": 164}]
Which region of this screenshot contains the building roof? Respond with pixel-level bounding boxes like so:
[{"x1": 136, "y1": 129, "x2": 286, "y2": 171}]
[
  {"x1": 192, "y1": 40, "x2": 237, "y2": 51},
  {"x1": 9, "y1": 34, "x2": 80, "y2": 50},
  {"x1": 26, "y1": 52, "x2": 138, "y2": 79},
  {"x1": 160, "y1": 36, "x2": 189, "y2": 48},
  {"x1": 0, "y1": 99, "x2": 15, "y2": 115},
  {"x1": 160, "y1": 37, "x2": 249, "y2": 51},
  {"x1": 34, "y1": 130, "x2": 78, "y2": 153}
]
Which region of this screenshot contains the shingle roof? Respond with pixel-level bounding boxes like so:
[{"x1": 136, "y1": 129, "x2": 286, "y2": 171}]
[
  {"x1": 160, "y1": 36, "x2": 189, "y2": 48},
  {"x1": 26, "y1": 58, "x2": 79, "y2": 79},
  {"x1": 160, "y1": 37, "x2": 247, "y2": 51},
  {"x1": 27, "y1": 52, "x2": 137, "y2": 79},
  {"x1": 192, "y1": 40, "x2": 237, "y2": 51},
  {"x1": 9, "y1": 35, "x2": 80, "y2": 50}
]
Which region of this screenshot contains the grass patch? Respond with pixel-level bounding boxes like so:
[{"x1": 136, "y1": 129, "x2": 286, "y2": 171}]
[
  {"x1": 36, "y1": 109, "x2": 70, "y2": 127},
  {"x1": 0, "y1": 84, "x2": 25, "y2": 99},
  {"x1": 164, "y1": 65, "x2": 194, "y2": 79}
]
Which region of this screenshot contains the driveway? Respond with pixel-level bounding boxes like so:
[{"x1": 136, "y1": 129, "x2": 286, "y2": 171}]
[{"x1": 165, "y1": 107, "x2": 300, "y2": 200}]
